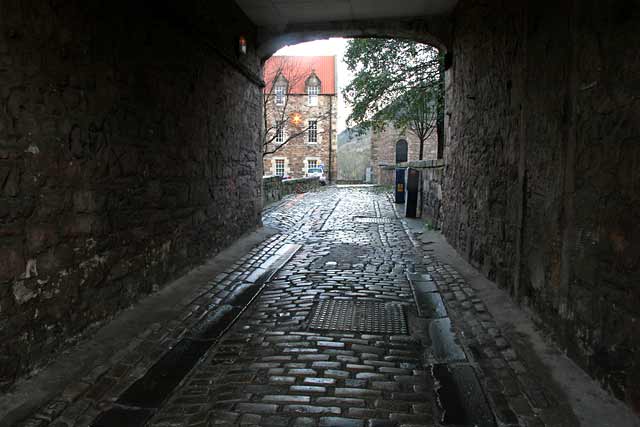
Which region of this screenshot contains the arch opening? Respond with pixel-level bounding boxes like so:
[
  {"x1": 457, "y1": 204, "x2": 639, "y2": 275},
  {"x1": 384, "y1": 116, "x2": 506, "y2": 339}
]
[{"x1": 261, "y1": 36, "x2": 444, "y2": 187}]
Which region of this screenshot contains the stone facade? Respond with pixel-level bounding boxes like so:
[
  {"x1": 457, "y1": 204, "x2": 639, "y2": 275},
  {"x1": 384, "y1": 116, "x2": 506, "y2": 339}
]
[
  {"x1": 443, "y1": 0, "x2": 640, "y2": 412},
  {"x1": 370, "y1": 124, "x2": 438, "y2": 185},
  {"x1": 262, "y1": 56, "x2": 338, "y2": 182},
  {"x1": 0, "y1": 0, "x2": 262, "y2": 387},
  {"x1": 263, "y1": 94, "x2": 338, "y2": 181}
]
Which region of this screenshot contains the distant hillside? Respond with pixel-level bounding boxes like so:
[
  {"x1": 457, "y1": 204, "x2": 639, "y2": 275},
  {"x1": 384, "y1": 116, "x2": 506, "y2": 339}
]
[{"x1": 337, "y1": 128, "x2": 372, "y2": 181}]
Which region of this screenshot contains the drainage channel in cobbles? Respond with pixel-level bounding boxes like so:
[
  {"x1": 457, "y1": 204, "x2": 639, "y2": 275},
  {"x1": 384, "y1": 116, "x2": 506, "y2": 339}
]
[
  {"x1": 92, "y1": 244, "x2": 302, "y2": 427},
  {"x1": 405, "y1": 272, "x2": 494, "y2": 426},
  {"x1": 14, "y1": 234, "x2": 297, "y2": 427}
]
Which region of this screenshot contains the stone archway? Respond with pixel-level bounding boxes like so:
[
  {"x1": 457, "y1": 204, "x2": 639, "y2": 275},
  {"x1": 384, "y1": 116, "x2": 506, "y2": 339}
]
[{"x1": 256, "y1": 17, "x2": 453, "y2": 60}]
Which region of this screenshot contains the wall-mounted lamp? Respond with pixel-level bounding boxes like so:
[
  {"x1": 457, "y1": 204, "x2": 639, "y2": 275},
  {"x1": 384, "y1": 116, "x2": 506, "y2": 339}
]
[
  {"x1": 238, "y1": 36, "x2": 247, "y2": 55},
  {"x1": 291, "y1": 113, "x2": 302, "y2": 125}
]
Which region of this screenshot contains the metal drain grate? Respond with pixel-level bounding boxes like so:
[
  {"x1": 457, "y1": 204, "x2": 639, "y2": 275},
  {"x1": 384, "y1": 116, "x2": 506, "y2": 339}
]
[
  {"x1": 309, "y1": 300, "x2": 408, "y2": 334},
  {"x1": 353, "y1": 216, "x2": 393, "y2": 224}
]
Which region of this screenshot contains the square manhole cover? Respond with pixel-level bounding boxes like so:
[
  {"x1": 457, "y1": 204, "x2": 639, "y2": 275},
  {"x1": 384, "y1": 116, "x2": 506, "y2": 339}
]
[
  {"x1": 309, "y1": 300, "x2": 408, "y2": 334},
  {"x1": 353, "y1": 216, "x2": 393, "y2": 224}
]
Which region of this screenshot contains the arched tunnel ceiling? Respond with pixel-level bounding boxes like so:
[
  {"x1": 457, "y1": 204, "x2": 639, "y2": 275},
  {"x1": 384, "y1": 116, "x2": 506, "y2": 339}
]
[
  {"x1": 234, "y1": 0, "x2": 458, "y2": 56},
  {"x1": 235, "y1": 0, "x2": 459, "y2": 27}
]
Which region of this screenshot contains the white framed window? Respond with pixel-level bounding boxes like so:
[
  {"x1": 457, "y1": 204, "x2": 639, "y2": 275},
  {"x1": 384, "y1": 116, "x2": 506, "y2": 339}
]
[
  {"x1": 275, "y1": 159, "x2": 285, "y2": 176},
  {"x1": 307, "y1": 85, "x2": 319, "y2": 106},
  {"x1": 307, "y1": 120, "x2": 318, "y2": 143},
  {"x1": 307, "y1": 159, "x2": 318, "y2": 172},
  {"x1": 275, "y1": 122, "x2": 285, "y2": 144},
  {"x1": 274, "y1": 85, "x2": 286, "y2": 106}
]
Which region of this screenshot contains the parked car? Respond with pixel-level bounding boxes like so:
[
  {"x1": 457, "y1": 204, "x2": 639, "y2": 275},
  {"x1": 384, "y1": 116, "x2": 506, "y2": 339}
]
[{"x1": 306, "y1": 167, "x2": 327, "y2": 185}]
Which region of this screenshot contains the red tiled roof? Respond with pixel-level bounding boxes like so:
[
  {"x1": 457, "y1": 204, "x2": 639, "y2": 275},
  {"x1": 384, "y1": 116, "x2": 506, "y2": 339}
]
[{"x1": 264, "y1": 56, "x2": 336, "y2": 95}]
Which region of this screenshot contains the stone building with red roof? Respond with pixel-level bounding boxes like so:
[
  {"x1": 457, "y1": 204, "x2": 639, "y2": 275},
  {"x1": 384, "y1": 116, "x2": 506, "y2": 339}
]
[{"x1": 262, "y1": 56, "x2": 338, "y2": 181}]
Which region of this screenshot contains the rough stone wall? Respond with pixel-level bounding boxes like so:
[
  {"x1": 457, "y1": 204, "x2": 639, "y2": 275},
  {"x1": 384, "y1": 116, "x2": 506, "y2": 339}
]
[
  {"x1": 371, "y1": 124, "x2": 437, "y2": 185},
  {"x1": 0, "y1": 0, "x2": 262, "y2": 387},
  {"x1": 416, "y1": 162, "x2": 445, "y2": 230},
  {"x1": 262, "y1": 176, "x2": 283, "y2": 205},
  {"x1": 445, "y1": 0, "x2": 640, "y2": 412},
  {"x1": 263, "y1": 94, "x2": 337, "y2": 181},
  {"x1": 262, "y1": 176, "x2": 320, "y2": 207}
]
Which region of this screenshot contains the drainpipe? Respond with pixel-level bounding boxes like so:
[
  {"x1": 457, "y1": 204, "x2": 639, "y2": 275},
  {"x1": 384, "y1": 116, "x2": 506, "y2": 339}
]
[
  {"x1": 328, "y1": 95, "x2": 333, "y2": 183},
  {"x1": 437, "y1": 53, "x2": 445, "y2": 159}
]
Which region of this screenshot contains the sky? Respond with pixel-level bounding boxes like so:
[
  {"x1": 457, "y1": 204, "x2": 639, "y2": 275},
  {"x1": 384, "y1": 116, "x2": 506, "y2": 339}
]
[{"x1": 274, "y1": 38, "x2": 353, "y2": 134}]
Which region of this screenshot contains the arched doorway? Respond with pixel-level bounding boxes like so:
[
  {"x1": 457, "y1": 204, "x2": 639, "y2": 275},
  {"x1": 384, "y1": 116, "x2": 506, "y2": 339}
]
[{"x1": 396, "y1": 139, "x2": 408, "y2": 163}]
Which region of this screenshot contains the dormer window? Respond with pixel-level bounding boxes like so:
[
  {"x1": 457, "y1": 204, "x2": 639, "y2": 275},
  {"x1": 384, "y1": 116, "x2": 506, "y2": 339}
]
[
  {"x1": 274, "y1": 74, "x2": 288, "y2": 106},
  {"x1": 305, "y1": 72, "x2": 321, "y2": 106},
  {"x1": 307, "y1": 85, "x2": 319, "y2": 106}
]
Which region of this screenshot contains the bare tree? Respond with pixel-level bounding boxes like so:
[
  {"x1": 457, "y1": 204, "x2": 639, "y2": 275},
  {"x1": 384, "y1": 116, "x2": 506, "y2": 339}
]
[
  {"x1": 263, "y1": 57, "x2": 331, "y2": 157},
  {"x1": 401, "y1": 88, "x2": 438, "y2": 160}
]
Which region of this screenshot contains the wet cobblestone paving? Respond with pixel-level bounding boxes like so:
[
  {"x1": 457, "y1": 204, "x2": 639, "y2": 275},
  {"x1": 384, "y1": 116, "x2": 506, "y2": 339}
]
[{"x1": 21, "y1": 187, "x2": 577, "y2": 427}]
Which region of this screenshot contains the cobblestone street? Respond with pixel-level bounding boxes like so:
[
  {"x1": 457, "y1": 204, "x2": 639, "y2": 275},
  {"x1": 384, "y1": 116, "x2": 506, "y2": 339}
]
[
  {"x1": 1, "y1": 1, "x2": 638, "y2": 426},
  {"x1": 13, "y1": 187, "x2": 581, "y2": 427}
]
